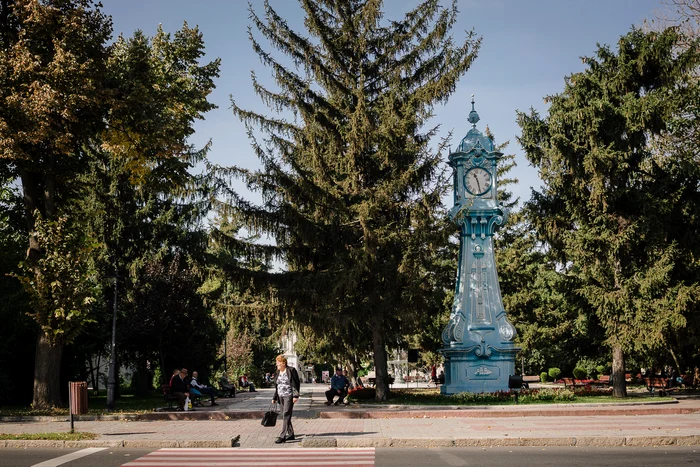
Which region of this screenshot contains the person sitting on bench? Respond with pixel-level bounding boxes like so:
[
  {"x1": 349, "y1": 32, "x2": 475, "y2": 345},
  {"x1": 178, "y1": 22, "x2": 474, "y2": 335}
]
[
  {"x1": 170, "y1": 367, "x2": 190, "y2": 411},
  {"x1": 325, "y1": 367, "x2": 348, "y2": 405},
  {"x1": 190, "y1": 371, "x2": 218, "y2": 406},
  {"x1": 239, "y1": 374, "x2": 256, "y2": 392},
  {"x1": 219, "y1": 375, "x2": 236, "y2": 397}
]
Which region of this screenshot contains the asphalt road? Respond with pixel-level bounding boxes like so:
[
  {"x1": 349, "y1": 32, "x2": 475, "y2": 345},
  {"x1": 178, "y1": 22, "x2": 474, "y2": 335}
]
[{"x1": 0, "y1": 446, "x2": 698, "y2": 467}]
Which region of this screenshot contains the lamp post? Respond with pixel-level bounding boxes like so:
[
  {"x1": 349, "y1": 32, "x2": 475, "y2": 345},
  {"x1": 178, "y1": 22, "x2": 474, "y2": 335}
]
[{"x1": 106, "y1": 274, "x2": 118, "y2": 410}]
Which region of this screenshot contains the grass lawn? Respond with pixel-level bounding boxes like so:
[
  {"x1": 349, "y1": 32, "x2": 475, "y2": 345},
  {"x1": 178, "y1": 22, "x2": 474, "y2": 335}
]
[
  {"x1": 349, "y1": 386, "x2": 676, "y2": 405},
  {"x1": 0, "y1": 391, "x2": 168, "y2": 417}
]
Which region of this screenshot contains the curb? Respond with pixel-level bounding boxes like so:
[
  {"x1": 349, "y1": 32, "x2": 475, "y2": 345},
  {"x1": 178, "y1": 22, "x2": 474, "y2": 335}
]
[
  {"x1": 300, "y1": 435, "x2": 700, "y2": 448},
  {"x1": 0, "y1": 435, "x2": 700, "y2": 449},
  {"x1": 2, "y1": 435, "x2": 699, "y2": 449},
  {"x1": 0, "y1": 437, "x2": 239, "y2": 449},
  {"x1": 319, "y1": 406, "x2": 700, "y2": 419}
]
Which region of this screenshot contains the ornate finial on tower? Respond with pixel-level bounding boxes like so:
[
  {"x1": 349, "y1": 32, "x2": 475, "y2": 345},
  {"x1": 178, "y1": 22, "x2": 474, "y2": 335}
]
[{"x1": 467, "y1": 94, "x2": 480, "y2": 128}]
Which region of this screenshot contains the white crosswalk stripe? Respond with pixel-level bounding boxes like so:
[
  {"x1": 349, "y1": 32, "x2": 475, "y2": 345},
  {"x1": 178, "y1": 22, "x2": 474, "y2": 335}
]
[{"x1": 121, "y1": 447, "x2": 375, "y2": 466}]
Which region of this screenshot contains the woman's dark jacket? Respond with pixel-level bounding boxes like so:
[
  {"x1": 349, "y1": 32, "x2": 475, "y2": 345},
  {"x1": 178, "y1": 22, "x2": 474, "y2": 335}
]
[{"x1": 272, "y1": 366, "x2": 300, "y2": 402}]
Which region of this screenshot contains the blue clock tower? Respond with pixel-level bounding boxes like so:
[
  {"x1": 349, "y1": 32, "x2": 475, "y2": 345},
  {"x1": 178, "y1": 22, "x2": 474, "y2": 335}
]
[{"x1": 440, "y1": 96, "x2": 520, "y2": 394}]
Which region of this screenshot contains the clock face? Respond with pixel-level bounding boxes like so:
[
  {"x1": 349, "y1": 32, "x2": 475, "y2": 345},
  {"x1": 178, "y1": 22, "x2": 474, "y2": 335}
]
[{"x1": 465, "y1": 167, "x2": 491, "y2": 195}]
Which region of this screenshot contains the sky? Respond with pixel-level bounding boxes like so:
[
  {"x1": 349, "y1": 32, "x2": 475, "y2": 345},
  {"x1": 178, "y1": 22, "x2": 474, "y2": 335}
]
[{"x1": 101, "y1": 0, "x2": 670, "y2": 207}]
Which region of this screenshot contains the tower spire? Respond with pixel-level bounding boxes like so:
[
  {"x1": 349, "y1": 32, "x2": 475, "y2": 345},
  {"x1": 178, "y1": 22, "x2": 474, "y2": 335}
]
[{"x1": 467, "y1": 94, "x2": 480, "y2": 128}]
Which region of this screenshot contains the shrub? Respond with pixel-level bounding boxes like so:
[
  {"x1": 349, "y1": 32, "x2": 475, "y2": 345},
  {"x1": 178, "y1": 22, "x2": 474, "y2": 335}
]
[
  {"x1": 540, "y1": 371, "x2": 549, "y2": 383},
  {"x1": 548, "y1": 368, "x2": 561, "y2": 381},
  {"x1": 520, "y1": 388, "x2": 575, "y2": 402},
  {"x1": 596, "y1": 365, "x2": 606, "y2": 375},
  {"x1": 451, "y1": 391, "x2": 511, "y2": 404},
  {"x1": 573, "y1": 367, "x2": 587, "y2": 379},
  {"x1": 576, "y1": 357, "x2": 603, "y2": 379}
]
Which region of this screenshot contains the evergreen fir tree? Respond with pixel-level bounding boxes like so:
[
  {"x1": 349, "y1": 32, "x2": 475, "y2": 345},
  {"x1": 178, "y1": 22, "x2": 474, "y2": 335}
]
[
  {"x1": 517, "y1": 27, "x2": 700, "y2": 396},
  {"x1": 214, "y1": 0, "x2": 480, "y2": 400}
]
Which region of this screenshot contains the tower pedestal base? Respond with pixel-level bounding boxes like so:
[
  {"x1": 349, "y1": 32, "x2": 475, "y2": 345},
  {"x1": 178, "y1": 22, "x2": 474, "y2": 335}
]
[{"x1": 440, "y1": 346, "x2": 520, "y2": 395}]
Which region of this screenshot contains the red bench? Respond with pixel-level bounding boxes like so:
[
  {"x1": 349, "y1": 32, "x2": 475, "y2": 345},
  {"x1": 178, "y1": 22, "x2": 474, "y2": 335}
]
[
  {"x1": 562, "y1": 377, "x2": 590, "y2": 388},
  {"x1": 644, "y1": 377, "x2": 675, "y2": 396}
]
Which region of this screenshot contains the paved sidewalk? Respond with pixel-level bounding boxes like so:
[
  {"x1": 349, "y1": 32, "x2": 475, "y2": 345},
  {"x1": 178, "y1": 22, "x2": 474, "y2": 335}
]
[{"x1": 1, "y1": 384, "x2": 700, "y2": 449}]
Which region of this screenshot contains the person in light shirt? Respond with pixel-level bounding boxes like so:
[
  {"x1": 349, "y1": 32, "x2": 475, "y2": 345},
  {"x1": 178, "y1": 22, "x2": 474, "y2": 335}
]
[
  {"x1": 271, "y1": 355, "x2": 300, "y2": 444},
  {"x1": 190, "y1": 371, "x2": 218, "y2": 406}
]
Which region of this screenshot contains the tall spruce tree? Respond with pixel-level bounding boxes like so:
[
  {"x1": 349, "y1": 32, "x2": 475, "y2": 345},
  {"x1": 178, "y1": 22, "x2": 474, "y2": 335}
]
[
  {"x1": 517, "y1": 27, "x2": 700, "y2": 396},
  {"x1": 215, "y1": 0, "x2": 480, "y2": 400}
]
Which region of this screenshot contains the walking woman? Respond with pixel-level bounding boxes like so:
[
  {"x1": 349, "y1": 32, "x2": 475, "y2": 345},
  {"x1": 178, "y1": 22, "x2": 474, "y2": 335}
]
[{"x1": 272, "y1": 354, "x2": 300, "y2": 444}]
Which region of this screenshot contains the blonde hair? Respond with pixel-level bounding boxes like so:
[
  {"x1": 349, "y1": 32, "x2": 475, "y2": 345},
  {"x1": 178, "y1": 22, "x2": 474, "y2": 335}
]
[{"x1": 276, "y1": 354, "x2": 288, "y2": 365}]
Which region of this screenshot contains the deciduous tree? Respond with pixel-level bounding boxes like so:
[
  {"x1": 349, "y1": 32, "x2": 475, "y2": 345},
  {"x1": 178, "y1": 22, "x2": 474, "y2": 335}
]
[{"x1": 0, "y1": 0, "x2": 111, "y2": 407}]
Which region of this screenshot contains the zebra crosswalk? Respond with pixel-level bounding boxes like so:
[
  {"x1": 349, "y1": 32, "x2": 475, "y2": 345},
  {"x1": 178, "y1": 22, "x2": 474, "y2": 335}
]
[{"x1": 121, "y1": 447, "x2": 376, "y2": 466}]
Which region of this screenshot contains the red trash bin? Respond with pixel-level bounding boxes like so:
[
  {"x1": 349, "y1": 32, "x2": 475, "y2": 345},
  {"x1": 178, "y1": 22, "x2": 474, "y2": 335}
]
[{"x1": 69, "y1": 381, "x2": 88, "y2": 415}]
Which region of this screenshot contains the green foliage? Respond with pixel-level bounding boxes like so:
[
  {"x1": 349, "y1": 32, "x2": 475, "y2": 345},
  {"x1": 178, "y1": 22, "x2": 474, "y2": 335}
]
[
  {"x1": 118, "y1": 254, "x2": 219, "y2": 381},
  {"x1": 496, "y1": 212, "x2": 596, "y2": 376},
  {"x1": 451, "y1": 391, "x2": 512, "y2": 404},
  {"x1": 216, "y1": 0, "x2": 481, "y2": 401},
  {"x1": 539, "y1": 371, "x2": 549, "y2": 383},
  {"x1": 78, "y1": 22, "x2": 221, "y2": 394},
  {"x1": 517, "y1": 26, "x2": 700, "y2": 392},
  {"x1": 573, "y1": 367, "x2": 588, "y2": 380},
  {"x1": 15, "y1": 214, "x2": 99, "y2": 345},
  {"x1": 576, "y1": 357, "x2": 605, "y2": 380},
  {"x1": 0, "y1": 0, "x2": 113, "y2": 407},
  {"x1": 548, "y1": 368, "x2": 561, "y2": 380},
  {"x1": 520, "y1": 388, "x2": 575, "y2": 402},
  {"x1": 0, "y1": 184, "x2": 36, "y2": 405}
]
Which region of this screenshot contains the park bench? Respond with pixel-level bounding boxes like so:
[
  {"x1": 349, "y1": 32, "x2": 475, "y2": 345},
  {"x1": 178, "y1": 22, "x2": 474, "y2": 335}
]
[
  {"x1": 562, "y1": 377, "x2": 590, "y2": 389},
  {"x1": 217, "y1": 378, "x2": 236, "y2": 398},
  {"x1": 427, "y1": 376, "x2": 444, "y2": 388},
  {"x1": 162, "y1": 384, "x2": 178, "y2": 409},
  {"x1": 161, "y1": 384, "x2": 205, "y2": 410},
  {"x1": 589, "y1": 375, "x2": 612, "y2": 387},
  {"x1": 368, "y1": 376, "x2": 395, "y2": 387},
  {"x1": 644, "y1": 377, "x2": 675, "y2": 396},
  {"x1": 522, "y1": 375, "x2": 540, "y2": 388}
]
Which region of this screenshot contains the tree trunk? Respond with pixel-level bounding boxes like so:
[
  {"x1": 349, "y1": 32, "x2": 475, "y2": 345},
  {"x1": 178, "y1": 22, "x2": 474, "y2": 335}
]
[
  {"x1": 611, "y1": 344, "x2": 627, "y2": 398},
  {"x1": 20, "y1": 170, "x2": 42, "y2": 262},
  {"x1": 668, "y1": 345, "x2": 682, "y2": 375},
  {"x1": 135, "y1": 359, "x2": 151, "y2": 396},
  {"x1": 347, "y1": 353, "x2": 362, "y2": 388},
  {"x1": 32, "y1": 331, "x2": 64, "y2": 408},
  {"x1": 371, "y1": 319, "x2": 390, "y2": 401}
]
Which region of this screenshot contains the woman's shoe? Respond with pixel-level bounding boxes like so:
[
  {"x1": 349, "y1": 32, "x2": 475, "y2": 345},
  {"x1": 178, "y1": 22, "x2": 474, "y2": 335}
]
[
  {"x1": 274, "y1": 437, "x2": 285, "y2": 444},
  {"x1": 286, "y1": 435, "x2": 295, "y2": 441}
]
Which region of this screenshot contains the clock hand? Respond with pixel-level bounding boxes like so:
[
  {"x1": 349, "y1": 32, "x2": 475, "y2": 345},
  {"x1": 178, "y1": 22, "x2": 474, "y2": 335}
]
[{"x1": 472, "y1": 172, "x2": 481, "y2": 192}]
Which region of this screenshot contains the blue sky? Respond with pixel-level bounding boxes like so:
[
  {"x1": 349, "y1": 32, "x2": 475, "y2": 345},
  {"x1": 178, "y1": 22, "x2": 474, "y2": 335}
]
[{"x1": 102, "y1": 0, "x2": 667, "y2": 206}]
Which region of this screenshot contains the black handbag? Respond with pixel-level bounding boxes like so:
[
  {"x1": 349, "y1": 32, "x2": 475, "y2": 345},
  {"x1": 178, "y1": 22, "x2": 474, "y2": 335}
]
[{"x1": 261, "y1": 403, "x2": 280, "y2": 427}]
